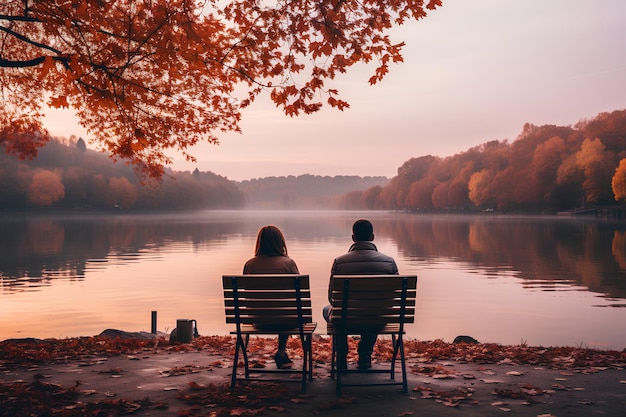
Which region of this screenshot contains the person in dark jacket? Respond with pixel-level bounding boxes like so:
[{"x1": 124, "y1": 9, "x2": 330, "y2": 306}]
[{"x1": 323, "y1": 219, "x2": 398, "y2": 369}]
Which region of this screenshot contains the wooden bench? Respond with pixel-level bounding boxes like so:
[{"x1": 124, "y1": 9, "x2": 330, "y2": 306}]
[
  {"x1": 222, "y1": 274, "x2": 317, "y2": 392},
  {"x1": 327, "y1": 274, "x2": 417, "y2": 395}
]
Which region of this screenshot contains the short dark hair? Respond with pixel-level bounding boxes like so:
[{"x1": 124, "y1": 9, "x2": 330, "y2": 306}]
[
  {"x1": 352, "y1": 219, "x2": 374, "y2": 241},
  {"x1": 254, "y1": 225, "x2": 288, "y2": 256}
]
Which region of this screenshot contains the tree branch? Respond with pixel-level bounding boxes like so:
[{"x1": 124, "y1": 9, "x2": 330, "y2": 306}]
[
  {"x1": 0, "y1": 55, "x2": 70, "y2": 68},
  {"x1": 0, "y1": 24, "x2": 63, "y2": 55},
  {"x1": 0, "y1": 56, "x2": 44, "y2": 67},
  {"x1": 0, "y1": 14, "x2": 40, "y2": 23}
]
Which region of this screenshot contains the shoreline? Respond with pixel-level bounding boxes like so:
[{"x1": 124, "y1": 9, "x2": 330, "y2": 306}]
[
  {"x1": 1, "y1": 330, "x2": 625, "y2": 369},
  {"x1": 1, "y1": 331, "x2": 625, "y2": 416}
]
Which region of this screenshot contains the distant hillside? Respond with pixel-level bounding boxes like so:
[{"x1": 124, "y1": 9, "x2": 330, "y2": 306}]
[
  {"x1": 237, "y1": 174, "x2": 389, "y2": 209},
  {"x1": 0, "y1": 137, "x2": 244, "y2": 210},
  {"x1": 338, "y1": 108, "x2": 626, "y2": 214}
]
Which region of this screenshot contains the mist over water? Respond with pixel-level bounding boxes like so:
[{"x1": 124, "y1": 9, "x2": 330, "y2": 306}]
[{"x1": 1, "y1": 211, "x2": 625, "y2": 349}]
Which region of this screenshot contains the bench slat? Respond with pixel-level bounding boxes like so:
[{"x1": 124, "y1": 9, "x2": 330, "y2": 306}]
[
  {"x1": 225, "y1": 309, "x2": 313, "y2": 317},
  {"x1": 223, "y1": 275, "x2": 310, "y2": 290},
  {"x1": 331, "y1": 275, "x2": 416, "y2": 288},
  {"x1": 330, "y1": 308, "x2": 415, "y2": 318},
  {"x1": 224, "y1": 299, "x2": 312, "y2": 308},
  {"x1": 226, "y1": 317, "x2": 313, "y2": 325},
  {"x1": 232, "y1": 323, "x2": 317, "y2": 335},
  {"x1": 330, "y1": 299, "x2": 416, "y2": 308},
  {"x1": 327, "y1": 322, "x2": 404, "y2": 334},
  {"x1": 329, "y1": 290, "x2": 416, "y2": 300}
]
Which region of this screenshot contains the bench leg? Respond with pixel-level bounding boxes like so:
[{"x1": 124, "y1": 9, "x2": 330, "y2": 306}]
[
  {"x1": 330, "y1": 336, "x2": 336, "y2": 379},
  {"x1": 231, "y1": 334, "x2": 246, "y2": 389},
  {"x1": 335, "y1": 342, "x2": 342, "y2": 397},
  {"x1": 391, "y1": 334, "x2": 400, "y2": 380},
  {"x1": 307, "y1": 335, "x2": 314, "y2": 381},
  {"x1": 334, "y1": 334, "x2": 347, "y2": 396},
  {"x1": 243, "y1": 335, "x2": 250, "y2": 378},
  {"x1": 301, "y1": 358, "x2": 307, "y2": 393},
  {"x1": 399, "y1": 337, "x2": 408, "y2": 394},
  {"x1": 300, "y1": 334, "x2": 308, "y2": 393}
]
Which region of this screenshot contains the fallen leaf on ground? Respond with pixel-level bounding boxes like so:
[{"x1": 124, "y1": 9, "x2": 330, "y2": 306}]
[
  {"x1": 481, "y1": 379, "x2": 503, "y2": 384},
  {"x1": 432, "y1": 373, "x2": 455, "y2": 379},
  {"x1": 506, "y1": 371, "x2": 523, "y2": 376}
]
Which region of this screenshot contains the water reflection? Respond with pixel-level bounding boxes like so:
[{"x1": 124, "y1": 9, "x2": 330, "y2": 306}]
[
  {"x1": 2, "y1": 211, "x2": 626, "y2": 346},
  {"x1": 2, "y1": 212, "x2": 625, "y2": 301},
  {"x1": 0, "y1": 212, "x2": 244, "y2": 292},
  {"x1": 372, "y1": 215, "x2": 626, "y2": 300}
]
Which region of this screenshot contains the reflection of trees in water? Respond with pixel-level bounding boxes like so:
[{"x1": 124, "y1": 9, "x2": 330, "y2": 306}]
[
  {"x1": 0, "y1": 212, "x2": 357, "y2": 290},
  {"x1": 3, "y1": 213, "x2": 625, "y2": 300},
  {"x1": 0, "y1": 215, "x2": 246, "y2": 289},
  {"x1": 613, "y1": 231, "x2": 626, "y2": 270},
  {"x1": 1, "y1": 220, "x2": 86, "y2": 290},
  {"x1": 376, "y1": 215, "x2": 626, "y2": 300}
]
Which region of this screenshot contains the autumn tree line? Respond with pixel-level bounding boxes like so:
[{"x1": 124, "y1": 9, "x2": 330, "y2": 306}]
[
  {"x1": 0, "y1": 137, "x2": 244, "y2": 210},
  {"x1": 337, "y1": 109, "x2": 626, "y2": 213},
  {"x1": 2, "y1": 108, "x2": 626, "y2": 213}
]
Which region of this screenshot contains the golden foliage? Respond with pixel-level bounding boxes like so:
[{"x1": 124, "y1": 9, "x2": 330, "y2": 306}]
[{"x1": 612, "y1": 158, "x2": 626, "y2": 201}]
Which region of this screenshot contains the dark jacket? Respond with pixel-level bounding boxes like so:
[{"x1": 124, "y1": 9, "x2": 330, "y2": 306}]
[{"x1": 328, "y1": 241, "x2": 398, "y2": 301}]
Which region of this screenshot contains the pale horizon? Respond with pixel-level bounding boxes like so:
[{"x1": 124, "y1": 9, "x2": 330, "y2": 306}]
[{"x1": 43, "y1": 0, "x2": 626, "y2": 181}]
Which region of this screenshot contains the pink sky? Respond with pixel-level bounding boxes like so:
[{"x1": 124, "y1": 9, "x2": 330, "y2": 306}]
[{"x1": 44, "y1": 0, "x2": 626, "y2": 181}]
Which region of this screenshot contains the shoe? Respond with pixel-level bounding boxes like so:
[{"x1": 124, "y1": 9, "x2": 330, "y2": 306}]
[
  {"x1": 357, "y1": 355, "x2": 372, "y2": 370},
  {"x1": 274, "y1": 350, "x2": 293, "y2": 369}
]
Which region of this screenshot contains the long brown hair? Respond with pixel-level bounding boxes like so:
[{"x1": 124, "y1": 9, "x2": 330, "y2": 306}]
[{"x1": 254, "y1": 225, "x2": 289, "y2": 257}]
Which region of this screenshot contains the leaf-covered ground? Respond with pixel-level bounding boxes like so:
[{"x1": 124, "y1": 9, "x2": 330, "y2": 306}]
[
  {"x1": 3, "y1": 335, "x2": 624, "y2": 369},
  {"x1": 1, "y1": 335, "x2": 625, "y2": 416}
]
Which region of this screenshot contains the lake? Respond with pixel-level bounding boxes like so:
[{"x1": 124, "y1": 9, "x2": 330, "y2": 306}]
[{"x1": 1, "y1": 210, "x2": 625, "y2": 349}]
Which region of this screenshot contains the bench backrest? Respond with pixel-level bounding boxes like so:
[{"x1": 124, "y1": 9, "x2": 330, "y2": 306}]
[
  {"x1": 223, "y1": 274, "x2": 313, "y2": 329},
  {"x1": 329, "y1": 275, "x2": 417, "y2": 332}
]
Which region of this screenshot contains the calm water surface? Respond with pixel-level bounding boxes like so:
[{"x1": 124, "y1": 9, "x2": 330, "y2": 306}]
[{"x1": 1, "y1": 211, "x2": 625, "y2": 349}]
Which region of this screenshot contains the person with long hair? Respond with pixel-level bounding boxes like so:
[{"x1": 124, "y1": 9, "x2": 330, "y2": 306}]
[{"x1": 243, "y1": 225, "x2": 300, "y2": 368}]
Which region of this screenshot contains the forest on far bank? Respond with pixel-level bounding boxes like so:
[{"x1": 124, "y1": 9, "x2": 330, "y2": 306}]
[
  {"x1": 337, "y1": 109, "x2": 626, "y2": 214},
  {"x1": 0, "y1": 138, "x2": 245, "y2": 210},
  {"x1": 2, "y1": 108, "x2": 626, "y2": 213},
  {"x1": 0, "y1": 137, "x2": 385, "y2": 210}
]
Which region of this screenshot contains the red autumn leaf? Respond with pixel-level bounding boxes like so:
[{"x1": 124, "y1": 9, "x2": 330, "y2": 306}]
[{"x1": 48, "y1": 95, "x2": 69, "y2": 109}]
